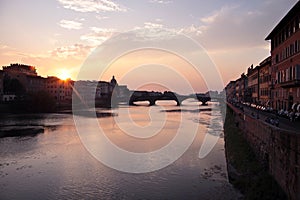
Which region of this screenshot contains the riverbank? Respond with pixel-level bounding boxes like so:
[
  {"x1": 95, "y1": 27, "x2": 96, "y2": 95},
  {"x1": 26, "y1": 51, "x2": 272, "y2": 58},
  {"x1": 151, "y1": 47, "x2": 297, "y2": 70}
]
[{"x1": 224, "y1": 106, "x2": 287, "y2": 199}]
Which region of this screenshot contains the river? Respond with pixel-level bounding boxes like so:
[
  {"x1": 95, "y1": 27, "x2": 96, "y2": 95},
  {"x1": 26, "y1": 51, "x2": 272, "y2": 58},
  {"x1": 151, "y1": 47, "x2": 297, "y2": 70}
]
[{"x1": 0, "y1": 100, "x2": 241, "y2": 199}]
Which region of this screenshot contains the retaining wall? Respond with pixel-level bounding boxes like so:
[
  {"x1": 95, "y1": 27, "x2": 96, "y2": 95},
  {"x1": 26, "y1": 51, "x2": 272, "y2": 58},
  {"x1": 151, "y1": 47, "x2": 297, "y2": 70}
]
[{"x1": 228, "y1": 104, "x2": 300, "y2": 200}]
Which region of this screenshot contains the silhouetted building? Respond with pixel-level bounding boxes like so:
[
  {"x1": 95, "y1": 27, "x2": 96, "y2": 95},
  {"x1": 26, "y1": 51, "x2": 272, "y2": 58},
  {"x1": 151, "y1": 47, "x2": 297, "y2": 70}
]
[
  {"x1": 225, "y1": 81, "x2": 236, "y2": 102},
  {"x1": 2, "y1": 63, "x2": 44, "y2": 95},
  {"x1": 247, "y1": 64, "x2": 259, "y2": 104},
  {"x1": 27, "y1": 75, "x2": 46, "y2": 94},
  {"x1": 0, "y1": 70, "x2": 3, "y2": 98},
  {"x1": 76, "y1": 76, "x2": 127, "y2": 106},
  {"x1": 96, "y1": 81, "x2": 112, "y2": 98},
  {"x1": 258, "y1": 56, "x2": 272, "y2": 107},
  {"x1": 46, "y1": 76, "x2": 73, "y2": 103},
  {"x1": 1, "y1": 63, "x2": 74, "y2": 105},
  {"x1": 265, "y1": 1, "x2": 300, "y2": 111},
  {"x1": 235, "y1": 74, "x2": 247, "y2": 103},
  {"x1": 3, "y1": 63, "x2": 37, "y2": 76},
  {"x1": 117, "y1": 85, "x2": 130, "y2": 98}
]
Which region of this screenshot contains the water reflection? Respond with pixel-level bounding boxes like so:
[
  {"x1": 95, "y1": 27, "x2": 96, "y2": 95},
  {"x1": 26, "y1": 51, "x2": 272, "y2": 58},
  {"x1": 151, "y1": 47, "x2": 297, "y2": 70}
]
[{"x1": 0, "y1": 101, "x2": 242, "y2": 199}]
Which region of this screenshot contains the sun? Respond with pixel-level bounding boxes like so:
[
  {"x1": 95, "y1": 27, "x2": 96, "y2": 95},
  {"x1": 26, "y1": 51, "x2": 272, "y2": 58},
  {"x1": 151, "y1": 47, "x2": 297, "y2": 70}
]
[{"x1": 58, "y1": 69, "x2": 71, "y2": 80}]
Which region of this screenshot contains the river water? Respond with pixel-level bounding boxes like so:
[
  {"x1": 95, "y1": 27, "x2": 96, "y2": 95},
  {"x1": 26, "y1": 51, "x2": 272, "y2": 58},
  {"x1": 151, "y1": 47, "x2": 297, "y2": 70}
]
[{"x1": 0, "y1": 100, "x2": 241, "y2": 199}]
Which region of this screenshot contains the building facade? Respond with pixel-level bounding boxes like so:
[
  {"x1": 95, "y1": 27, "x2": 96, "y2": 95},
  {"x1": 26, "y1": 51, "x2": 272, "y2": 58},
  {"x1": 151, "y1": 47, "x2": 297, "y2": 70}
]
[
  {"x1": 46, "y1": 76, "x2": 73, "y2": 103},
  {"x1": 258, "y1": 56, "x2": 272, "y2": 107},
  {"x1": 247, "y1": 65, "x2": 259, "y2": 104},
  {"x1": 266, "y1": 1, "x2": 300, "y2": 111},
  {"x1": 234, "y1": 73, "x2": 247, "y2": 103},
  {"x1": 3, "y1": 63, "x2": 37, "y2": 76},
  {"x1": 1, "y1": 63, "x2": 74, "y2": 105},
  {"x1": 225, "y1": 81, "x2": 236, "y2": 102},
  {"x1": 226, "y1": 1, "x2": 300, "y2": 114},
  {"x1": 2, "y1": 63, "x2": 44, "y2": 95}
]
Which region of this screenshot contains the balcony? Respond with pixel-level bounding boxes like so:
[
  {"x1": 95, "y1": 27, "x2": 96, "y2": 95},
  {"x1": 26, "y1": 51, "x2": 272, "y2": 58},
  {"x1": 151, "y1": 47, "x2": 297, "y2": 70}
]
[{"x1": 279, "y1": 79, "x2": 300, "y2": 88}]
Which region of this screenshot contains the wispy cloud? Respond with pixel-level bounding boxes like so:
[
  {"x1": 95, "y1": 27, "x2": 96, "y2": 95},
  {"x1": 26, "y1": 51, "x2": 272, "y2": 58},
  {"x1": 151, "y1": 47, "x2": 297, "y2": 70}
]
[
  {"x1": 80, "y1": 27, "x2": 115, "y2": 46},
  {"x1": 182, "y1": 3, "x2": 279, "y2": 51},
  {"x1": 200, "y1": 5, "x2": 239, "y2": 24},
  {"x1": 96, "y1": 15, "x2": 109, "y2": 20},
  {"x1": 57, "y1": 0, "x2": 127, "y2": 12},
  {"x1": 149, "y1": 0, "x2": 172, "y2": 4},
  {"x1": 144, "y1": 22, "x2": 163, "y2": 29},
  {"x1": 178, "y1": 25, "x2": 205, "y2": 36},
  {"x1": 58, "y1": 19, "x2": 83, "y2": 30},
  {"x1": 50, "y1": 43, "x2": 92, "y2": 58}
]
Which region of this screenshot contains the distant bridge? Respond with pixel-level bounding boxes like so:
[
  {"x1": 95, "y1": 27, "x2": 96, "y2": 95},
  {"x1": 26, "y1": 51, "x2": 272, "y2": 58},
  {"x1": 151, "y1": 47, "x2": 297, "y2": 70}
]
[{"x1": 128, "y1": 91, "x2": 211, "y2": 106}]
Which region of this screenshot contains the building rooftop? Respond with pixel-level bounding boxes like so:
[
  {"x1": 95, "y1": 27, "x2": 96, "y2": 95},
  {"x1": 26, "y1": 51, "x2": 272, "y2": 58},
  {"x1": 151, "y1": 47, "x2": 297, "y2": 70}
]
[
  {"x1": 2, "y1": 63, "x2": 37, "y2": 76},
  {"x1": 265, "y1": 1, "x2": 300, "y2": 40}
]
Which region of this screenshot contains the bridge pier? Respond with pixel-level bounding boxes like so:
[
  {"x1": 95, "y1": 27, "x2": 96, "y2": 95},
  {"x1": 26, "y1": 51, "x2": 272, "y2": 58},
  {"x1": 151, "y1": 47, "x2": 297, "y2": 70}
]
[
  {"x1": 149, "y1": 100, "x2": 155, "y2": 106},
  {"x1": 201, "y1": 101, "x2": 208, "y2": 105}
]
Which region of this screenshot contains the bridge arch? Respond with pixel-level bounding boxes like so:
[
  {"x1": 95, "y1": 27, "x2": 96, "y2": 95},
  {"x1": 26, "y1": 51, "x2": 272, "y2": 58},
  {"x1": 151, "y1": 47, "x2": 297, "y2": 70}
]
[{"x1": 128, "y1": 91, "x2": 211, "y2": 106}]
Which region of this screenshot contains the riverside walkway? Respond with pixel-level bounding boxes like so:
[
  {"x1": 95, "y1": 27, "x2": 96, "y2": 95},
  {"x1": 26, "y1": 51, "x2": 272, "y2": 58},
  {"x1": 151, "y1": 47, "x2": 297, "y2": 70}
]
[{"x1": 231, "y1": 102, "x2": 300, "y2": 133}]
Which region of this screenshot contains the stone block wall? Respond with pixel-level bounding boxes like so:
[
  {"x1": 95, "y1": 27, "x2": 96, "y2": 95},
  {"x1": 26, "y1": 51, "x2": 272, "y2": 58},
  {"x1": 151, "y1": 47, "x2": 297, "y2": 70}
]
[{"x1": 228, "y1": 104, "x2": 300, "y2": 200}]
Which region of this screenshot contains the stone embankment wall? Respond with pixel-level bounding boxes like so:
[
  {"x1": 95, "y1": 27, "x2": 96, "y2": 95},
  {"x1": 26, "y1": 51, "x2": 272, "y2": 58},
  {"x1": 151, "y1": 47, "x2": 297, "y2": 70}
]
[{"x1": 228, "y1": 104, "x2": 300, "y2": 200}]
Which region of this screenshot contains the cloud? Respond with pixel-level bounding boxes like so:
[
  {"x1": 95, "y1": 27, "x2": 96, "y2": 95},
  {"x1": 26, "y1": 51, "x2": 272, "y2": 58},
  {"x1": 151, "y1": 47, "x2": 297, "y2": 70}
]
[
  {"x1": 96, "y1": 15, "x2": 109, "y2": 20},
  {"x1": 50, "y1": 43, "x2": 92, "y2": 58},
  {"x1": 200, "y1": 5, "x2": 238, "y2": 24},
  {"x1": 177, "y1": 2, "x2": 289, "y2": 51},
  {"x1": 80, "y1": 27, "x2": 115, "y2": 46},
  {"x1": 58, "y1": 19, "x2": 83, "y2": 30},
  {"x1": 0, "y1": 43, "x2": 90, "y2": 78},
  {"x1": 0, "y1": 44, "x2": 9, "y2": 49},
  {"x1": 200, "y1": 13, "x2": 218, "y2": 24},
  {"x1": 149, "y1": 0, "x2": 172, "y2": 4},
  {"x1": 178, "y1": 24, "x2": 205, "y2": 36},
  {"x1": 144, "y1": 22, "x2": 163, "y2": 29},
  {"x1": 57, "y1": 0, "x2": 127, "y2": 12}
]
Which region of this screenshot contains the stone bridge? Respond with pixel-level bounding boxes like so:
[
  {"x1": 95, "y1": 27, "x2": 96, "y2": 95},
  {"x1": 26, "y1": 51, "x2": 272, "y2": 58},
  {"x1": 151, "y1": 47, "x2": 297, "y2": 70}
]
[{"x1": 128, "y1": 91, "x2": 211, "y2": 106}]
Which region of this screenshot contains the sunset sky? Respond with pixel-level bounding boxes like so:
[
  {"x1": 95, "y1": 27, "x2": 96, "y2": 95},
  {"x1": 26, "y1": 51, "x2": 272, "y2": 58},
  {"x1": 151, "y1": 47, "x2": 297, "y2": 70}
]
[{"x1": 0, "y1": 0, "x2": 298, "y2": 92}]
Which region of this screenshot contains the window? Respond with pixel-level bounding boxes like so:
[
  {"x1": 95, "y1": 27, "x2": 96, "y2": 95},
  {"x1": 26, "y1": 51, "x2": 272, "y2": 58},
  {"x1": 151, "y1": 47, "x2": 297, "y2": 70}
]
[
  {"x1": 288, "y1": 25, "x2": 291, "y2": 37},
  {"x1": 296, "y1": 65, "x2": 300, "y2": 80},
  {"x1": 293, "y1": 20, "x2": 296, "y2": 33}
]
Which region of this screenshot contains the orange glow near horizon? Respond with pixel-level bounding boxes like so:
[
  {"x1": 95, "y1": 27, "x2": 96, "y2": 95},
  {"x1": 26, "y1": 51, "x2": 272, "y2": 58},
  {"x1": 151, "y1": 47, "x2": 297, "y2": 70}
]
[{"x1": 100, "y1": 49, "x2": 208, "y2": 94}]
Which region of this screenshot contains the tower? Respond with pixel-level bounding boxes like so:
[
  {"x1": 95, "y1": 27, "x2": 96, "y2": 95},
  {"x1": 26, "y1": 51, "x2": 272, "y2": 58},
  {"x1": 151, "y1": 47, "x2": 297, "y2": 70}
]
[{"x1": 110, "y1": 75, "x2": 117, "y2": 88}]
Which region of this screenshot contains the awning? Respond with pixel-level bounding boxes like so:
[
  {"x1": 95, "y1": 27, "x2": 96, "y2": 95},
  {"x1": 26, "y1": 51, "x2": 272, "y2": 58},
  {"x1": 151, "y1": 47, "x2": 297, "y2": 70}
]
[{"x1": 292, "y1": 103, "x2": 298, "y2": 110}]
